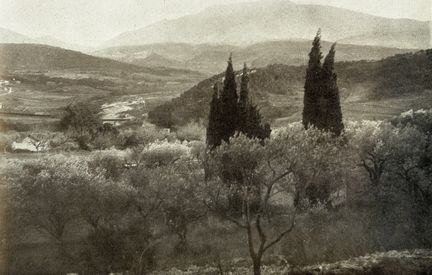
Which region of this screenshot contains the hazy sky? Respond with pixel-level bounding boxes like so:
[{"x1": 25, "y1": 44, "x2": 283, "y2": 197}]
[{"x1": 0, "y1": 0, "x2": 430, "y2": 46}]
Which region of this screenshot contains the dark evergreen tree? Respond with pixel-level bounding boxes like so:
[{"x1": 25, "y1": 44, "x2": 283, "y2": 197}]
[
  {"x1": 427, "y1": 49, "x2": 432, "y2": 81},
  {"x1": 238, "y1": 63, "x2": 249, "y2": 134},
  {"x1": 245, "y1": 104, "x2": 271, "y2": 141},
  {"x1": 219, "y1": 54, "x2": 239, "y2": 143},
  {"x1": 320, "y1": 43, "x2": 344, "y2": 136},
  {"x1": 206, "y1": 57, "x2": 271, "y2": 150},
  {"x1": 303, "y1": 29, "x2": 323, "y2": 129},
  {"x1": 239, "y1": 63, "x2": 249, "y2": 105},
  {"x1": 206, "y1": 83, "x2": 221, "y2": 148},
  {"x1": 238, "y1": 63, "x2": 271, "y2": 141}
]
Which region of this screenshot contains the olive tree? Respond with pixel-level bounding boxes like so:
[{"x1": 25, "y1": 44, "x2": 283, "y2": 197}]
[
  {"x1": 6, "y1": 156, "x2": 99, "y2": 262},
  {"x1": 59, "y1": 101, "x2": 102, "y2": 149},
  {"x1": 204, "y1": 125, "x2": 345, "y2": 275},
  {"x1": 348, "y1": 115, "x2": 432, "y2": 248},
  {"x1": 348, "y1": 121, "x2": 398, "y2": 189},
  {"x1": 159, "y1": 160, "x2": 206, "y2": 251},
  {"x1": 60, "y1": 101, "x2": 119, "y2": 150}
]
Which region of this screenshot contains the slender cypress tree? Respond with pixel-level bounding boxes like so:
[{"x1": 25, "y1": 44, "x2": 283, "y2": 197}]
[
  {"x1": 239, "y1": 63, "x2": 249, "y2": 105},
  {"x1": 219, "y1": 53, "x2": 238, "y2": 143},
  {"x1": 238, "y1": 63, "x2": 249, "y2": 134},
  {"x1": 207, "y1": 83, "x2": 221, "y2": 148},
  {"x1": 246, "y1": 104, "x2": 271, "y2": 141},
  {"x1": 321, "y1": 43, "x2": 344, "y2": 136},
  {"x1": 303, "y1": 29, "x2": 323, "y2": 129},
  {"x1": 238, "y1": 63, "x2": 271, "y2": 140},
  {"x1": 207, "y1": 57, "x2": 271, "y2": 149}
]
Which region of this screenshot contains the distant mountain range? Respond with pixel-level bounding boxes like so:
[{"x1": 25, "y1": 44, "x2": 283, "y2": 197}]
[
  {"x1": 2, "y1": 0, "x2": 430, "y2": 52},
  {"x1": 0, "y1": 28, "x2": 92, "y2": 52},
  {"x1": 104, "y1": 0, "x2": 431, "y2": 49},
  {"x1": 95, "y1": 41, "x2": 414, "y2": 75},
  {"x1": 148, "y1": 50, "x2": 432, "y2": 127}
]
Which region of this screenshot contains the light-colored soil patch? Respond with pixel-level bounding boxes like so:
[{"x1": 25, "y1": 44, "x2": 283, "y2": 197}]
[{"x1": 101, "y1": 95, "x2": 145, "y2": 119}]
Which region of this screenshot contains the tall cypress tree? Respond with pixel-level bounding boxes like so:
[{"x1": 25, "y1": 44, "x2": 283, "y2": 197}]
[
  {"x1": 219, "y1": 53, "x2": 238, "y2": 143},
  {"x1": 238, "y1": 63, "x2": 271, "y2": 141},
  {"x1": 207, "y1": 83, "x2": 221, "y2": 148},
  {"x1": 303, "y1": 29, "x2": 323, "y2": 129},
  {"x1": 239, "y1": 63, "x2": 249, "y2": 105},
  {"x1": 321, "y1": 43, "x2": 344, "y2": 136},
  {"x1": 246, "y1": 104, "x2": 271, "y2": 141},
  {"x1": 207, "y1": 56, "x2": 271, "y2": 149},
  {"x1": 238, "y1": 63, "x2": 249, "y2": 134}
]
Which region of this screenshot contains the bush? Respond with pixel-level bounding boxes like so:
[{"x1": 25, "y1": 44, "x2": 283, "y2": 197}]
[
  {"x1": 140, "y1": 139, "x2": 192, "y2": 167},
  {"x1": 175, "y1": 121, "x2": 206, "y2": 142},
  {"x1": 4, "y1": 153, "x2": 161, "y2": 274},
  {"x1": 0, "y1": 132, "x2": 21, "y2": 152},
  {"x1": 59, "y1": 101, "x2": 122, "y2": 150},
  {"x1": 117, "y1": 123, "x2": 178, "y2": 150}
]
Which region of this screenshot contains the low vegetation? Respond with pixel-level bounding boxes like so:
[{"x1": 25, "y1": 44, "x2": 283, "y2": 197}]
[{"x1": 1, "y1": 108, "x2": 432, "y2": 274}]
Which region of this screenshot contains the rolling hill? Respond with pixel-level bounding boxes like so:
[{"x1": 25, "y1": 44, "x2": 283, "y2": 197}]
[
  {"x1": 0, "y1": 28, "x2": 92, "y2": 52},
  {"x1": 96, "y1": 41, "x2": 414, "y2": 75},
  {"x1": 0, "y1": 43, "x2": 204, "y2": 77},
  {"x1": 0, "y1": 43, "x2": 145, "y2": 73},
  {"x1": 104, "y1": 0, "x2": 431, "y2": 49},
  {"x1": 148, "y1": 49, "x2": 432, "y2": 128}
]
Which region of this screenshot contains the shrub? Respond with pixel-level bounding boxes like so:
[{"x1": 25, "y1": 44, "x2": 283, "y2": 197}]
[
  {"x1": 0, "y1": 132, "x2": 22, "y2": 152},
  {"x1": 141, "y1": 139, "x2": 192, "y2": 167},
  {"x1": 175, "y1": 121, "x2": 206, "y2": 142}
]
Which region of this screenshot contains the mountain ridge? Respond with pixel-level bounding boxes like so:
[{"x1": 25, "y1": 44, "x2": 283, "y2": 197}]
[
  {"x1": 104, "y1": 0, "x2": 431, "y2": 49},
  {"x1": 96, "y1": 40, "x2": 415, "y2": 75}
]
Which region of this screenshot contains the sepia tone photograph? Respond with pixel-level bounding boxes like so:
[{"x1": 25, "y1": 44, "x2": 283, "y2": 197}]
[{"x1": 0, "y1": 0, "x2": 431, "y2": 274}]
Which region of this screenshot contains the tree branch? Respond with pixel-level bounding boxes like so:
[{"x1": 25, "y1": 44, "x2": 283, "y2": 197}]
[{"x1": 263, "y1": 210, "x2": 296, "y2": 252}]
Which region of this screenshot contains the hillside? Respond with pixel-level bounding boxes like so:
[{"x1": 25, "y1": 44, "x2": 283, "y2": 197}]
[
  {"x1": 104, "y1": 0, "x2": 430, "y2": 49},
  {"x1": 0, "y1": 28, "x2": 92, "y2": 52},
  {"x1": 96, "y1": 41, "x2": 413, "y2": 75},
  {"x1": 0, "y1": 43, "x2": 206, "y2": 77},
  {"x1": 0, "y1": 43, "x2": 146, "y2": 73},
  {"x1": 148, "y1": 50, "x2": 432, "y2": 128}
]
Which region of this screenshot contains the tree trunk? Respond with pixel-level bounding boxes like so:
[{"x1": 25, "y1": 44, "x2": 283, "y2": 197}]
[{"x1": 252, "y1": 257, "x2": 262, "y2": 275}]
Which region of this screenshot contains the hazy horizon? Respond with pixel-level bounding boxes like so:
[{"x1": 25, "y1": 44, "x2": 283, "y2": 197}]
[{"x1": 0, "y1": 0, "x2": 430, "y2": 47}]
